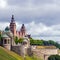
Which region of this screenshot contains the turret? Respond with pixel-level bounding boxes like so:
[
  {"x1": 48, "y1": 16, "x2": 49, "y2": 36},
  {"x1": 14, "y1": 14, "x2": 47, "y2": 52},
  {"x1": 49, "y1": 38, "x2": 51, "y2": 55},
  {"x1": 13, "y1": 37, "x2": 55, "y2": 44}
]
[
  {"x1": 20, "y1": 24, "x2": 26, "y2": 38},
  {"x1": 10, "y1": 15, "x2": 16, "y2": 36}
]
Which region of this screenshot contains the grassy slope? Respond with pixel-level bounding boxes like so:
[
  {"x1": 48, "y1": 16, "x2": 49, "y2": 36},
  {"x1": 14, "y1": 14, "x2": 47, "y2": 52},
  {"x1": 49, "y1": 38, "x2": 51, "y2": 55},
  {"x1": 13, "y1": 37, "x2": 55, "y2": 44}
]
[
  {"x1": 25, "y1": 56, "x2": 42, "y2": 60},
  {"x1": 0, "y1": 46, "x2": 42, "y2": 60},
  {"x1": 0, "y1": 46, "x2": 23, "y2": 60}
]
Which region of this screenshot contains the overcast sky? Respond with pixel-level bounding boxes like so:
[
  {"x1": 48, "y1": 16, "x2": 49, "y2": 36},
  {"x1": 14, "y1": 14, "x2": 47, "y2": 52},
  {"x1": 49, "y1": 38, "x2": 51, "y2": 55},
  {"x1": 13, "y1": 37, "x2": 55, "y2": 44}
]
[{"x1": 0, "y1": 0, "x2": 60, "y2": 42}]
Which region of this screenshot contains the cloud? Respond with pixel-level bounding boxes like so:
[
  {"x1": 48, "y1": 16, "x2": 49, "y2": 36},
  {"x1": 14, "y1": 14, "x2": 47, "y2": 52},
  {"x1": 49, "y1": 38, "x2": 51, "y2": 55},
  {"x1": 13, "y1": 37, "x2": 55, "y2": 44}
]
[
  {"x1": 0, "y1": 21, "x2": 60, "y2": 41},
  {"x1": 25, "y1": 21, "x2": 60, "y2": 37},
  {"x1": 0, "y1": 0, "x2": 7, "y2": 8},
  {"x1": 26, "y1": 21, "x2": 51, "y2": 35},
  {"x1": 0, "y1": 0, "x2": 59, "y2": 25},
  {"x1": 0, "y1": 0, "x2": 60, "y2": 41},
  {"x1": 0, "y1": 22, "x2": 9, "y2": 30},
  {"x1": 1, "y1": 21, "x2": 60, "y2": 37}
]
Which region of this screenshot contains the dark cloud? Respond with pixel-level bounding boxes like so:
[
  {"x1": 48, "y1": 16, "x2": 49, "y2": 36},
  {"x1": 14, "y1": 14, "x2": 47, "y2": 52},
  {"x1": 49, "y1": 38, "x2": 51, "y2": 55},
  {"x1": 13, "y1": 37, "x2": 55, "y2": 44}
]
[
  {"x1": 7, "y1": 0, "x2": 55, "y2": 6},
  {"x1": 0, "y1": 0, "x2": 59, "y2": 41},
  {"x1": 0, "y1": 0, "x2": 59, "y2": 26},
  {"x1": 7, "y1": 0, "x2": 29, "y2": 7}
]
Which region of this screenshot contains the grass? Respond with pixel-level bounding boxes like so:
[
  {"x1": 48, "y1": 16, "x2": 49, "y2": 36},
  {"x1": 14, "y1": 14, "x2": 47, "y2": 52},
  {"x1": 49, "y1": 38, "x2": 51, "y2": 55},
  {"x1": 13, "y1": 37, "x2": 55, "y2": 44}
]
[
  {"x1": 0, "y1": 46, "x2": 23, "y2": 60},
  {"x1": 0, "y1": 46, "x2": 42, "y2": 60},
  {"x1": 25, "y1": 55, "x2": 42, "y2": 60}
]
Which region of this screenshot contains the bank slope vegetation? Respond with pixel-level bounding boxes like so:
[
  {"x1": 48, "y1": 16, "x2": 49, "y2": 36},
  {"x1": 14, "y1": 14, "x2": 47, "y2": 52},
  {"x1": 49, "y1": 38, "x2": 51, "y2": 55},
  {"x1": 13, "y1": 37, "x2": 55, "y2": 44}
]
[
  {"x1": 30, "y1": 38, "x2": 60, "y2": 49},
  {"x1": 0, "y1": 46, "x2": 42, "y2": 60},
  {"x1": 14, "y1": 36, "x2": 60, "y2": 49}
]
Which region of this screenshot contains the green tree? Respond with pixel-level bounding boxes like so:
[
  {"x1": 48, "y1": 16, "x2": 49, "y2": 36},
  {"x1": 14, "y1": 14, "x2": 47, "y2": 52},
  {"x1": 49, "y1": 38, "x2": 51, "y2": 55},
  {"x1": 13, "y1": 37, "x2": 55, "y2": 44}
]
[
  {"x1": 30, "y1": 38, "x2": 34, "y2": 45},
  {"x1": 48, "y1": 55, "x2": 60, "y2": 60},
  {"x1": 14, "y1": 36, "x2": 18, "y2": 44},
  {"x1": 30, "y1": 38, "x2": 44, "y2": 45},
  {"x1": 18, "y1": 38, "x2": 24, "y2": 43}
]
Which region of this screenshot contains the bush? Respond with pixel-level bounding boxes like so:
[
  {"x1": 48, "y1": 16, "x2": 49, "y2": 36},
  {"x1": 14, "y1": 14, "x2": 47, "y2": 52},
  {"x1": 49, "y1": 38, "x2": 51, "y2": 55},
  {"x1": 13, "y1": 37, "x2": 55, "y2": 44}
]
[
  {"x1": 14, "y1": 36, "x2": 18, "y2": 44},
  {"x1": 48, "y1": 55, "x2": 60, "y2": 60},
  {"x1": 14, "y1": 37, "x2": 24, "y2": 44},
  {"x1": 18, "y1": 38, "x2": 24, "y2": 43}
]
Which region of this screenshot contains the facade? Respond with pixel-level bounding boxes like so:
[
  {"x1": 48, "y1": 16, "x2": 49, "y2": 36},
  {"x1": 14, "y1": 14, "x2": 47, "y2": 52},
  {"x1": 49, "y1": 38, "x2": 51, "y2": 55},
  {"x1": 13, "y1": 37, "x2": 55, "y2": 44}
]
[
  {"x1": 10, "y1": 15, "x2": 26, "y2": 39},
  {"x1": 1, "y1": 27, "x2": 14, "y2": 50},
  {"x1": 0, "y1": 15, "x2": 27, "y2": 50}
]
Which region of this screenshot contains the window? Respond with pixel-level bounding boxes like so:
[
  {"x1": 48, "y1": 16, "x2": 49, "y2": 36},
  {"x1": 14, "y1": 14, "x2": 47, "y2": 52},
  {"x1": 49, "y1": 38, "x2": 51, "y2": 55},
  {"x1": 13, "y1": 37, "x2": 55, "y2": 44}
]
[
  {"x1": 4, "y1": 39, "x2": 7, "y2": 44},
  {"x1": 8, "y1": 39, "x2": 10, "y2": 44}
]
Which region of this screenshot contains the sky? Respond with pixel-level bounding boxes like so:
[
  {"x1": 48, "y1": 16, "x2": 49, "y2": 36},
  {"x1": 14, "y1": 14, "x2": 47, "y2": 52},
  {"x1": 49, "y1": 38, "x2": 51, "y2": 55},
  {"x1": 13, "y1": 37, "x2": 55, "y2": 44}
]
[{"x1": 0, "y1": 0, "x2": 60, "y2": 42}]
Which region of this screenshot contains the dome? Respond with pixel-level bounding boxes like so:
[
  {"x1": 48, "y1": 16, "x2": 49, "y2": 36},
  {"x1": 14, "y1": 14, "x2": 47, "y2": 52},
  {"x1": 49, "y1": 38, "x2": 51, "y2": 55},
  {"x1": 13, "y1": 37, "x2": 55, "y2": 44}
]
[
  {"x1": 5, "y1": 26, "x2": 10, "y2": 32},
  {"x1": 5, "y1": 26, "x2": 13, "y2": 37},
  {"x1": 2, "y1": 34, "x2": 9, "y2": 38}
]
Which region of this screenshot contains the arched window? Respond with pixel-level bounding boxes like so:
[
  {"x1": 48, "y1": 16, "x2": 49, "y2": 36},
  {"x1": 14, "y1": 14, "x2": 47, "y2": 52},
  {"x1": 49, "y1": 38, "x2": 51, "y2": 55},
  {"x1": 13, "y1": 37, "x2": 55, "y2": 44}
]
[{"x1": 4, "y1": 39, "x2": 7, "y2": 44}]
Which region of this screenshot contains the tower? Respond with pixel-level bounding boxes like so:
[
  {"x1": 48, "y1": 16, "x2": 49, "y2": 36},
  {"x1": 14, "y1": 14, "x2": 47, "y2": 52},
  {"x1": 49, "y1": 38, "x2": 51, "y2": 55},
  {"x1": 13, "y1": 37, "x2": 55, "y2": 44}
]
[
  {"x1": 20, "y1": 24, "x2": 26, "y2": 38},
  {"x1": 10, "y1": 15, "x2": 16, "y2": 37}
]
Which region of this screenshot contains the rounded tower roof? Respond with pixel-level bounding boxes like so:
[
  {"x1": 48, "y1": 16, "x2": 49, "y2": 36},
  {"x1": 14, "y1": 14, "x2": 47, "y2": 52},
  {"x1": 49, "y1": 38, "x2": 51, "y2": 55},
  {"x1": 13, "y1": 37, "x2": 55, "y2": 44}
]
[
  {"x1": 5, "y1": 26, "x2": 10, "y2": 32},
  {"x1": 4, "y1": 26, "x2": 13, "y2": 37}
]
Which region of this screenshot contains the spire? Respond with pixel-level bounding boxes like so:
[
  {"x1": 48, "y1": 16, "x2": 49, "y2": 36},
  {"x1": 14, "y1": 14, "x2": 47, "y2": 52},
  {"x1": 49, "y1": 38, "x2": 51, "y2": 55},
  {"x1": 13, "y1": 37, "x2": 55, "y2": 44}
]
[
  {"x1": 12, "y1": 15, "x2": 14, "y2": 19},
  {"x1": 20, "y1": 24, "x2": 26, "y2": 32},
  {"x1": 20, "y1": 24, "x2": 26, "y2": 38},
  {"x1": 21, "y1": 24, "x2": 25, "y2": 29},
  {"x1": 22, "y1": 24, "x2": 24, "y2": 28},
  {"x1": 11, "y1": 15, "x2": 15, "y2": 23}
]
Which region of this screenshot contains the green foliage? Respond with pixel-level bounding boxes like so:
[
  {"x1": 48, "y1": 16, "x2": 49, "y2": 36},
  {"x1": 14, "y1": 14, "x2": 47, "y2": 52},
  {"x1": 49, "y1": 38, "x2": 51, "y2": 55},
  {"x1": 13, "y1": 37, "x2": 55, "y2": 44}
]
[
  {"x1": 0, "y1": 46, "x2": 21, "y2": 60},
  {"x1": 48, "y1": 40, "x2": 60, "y2": 49},
  {"x1": 18, "y1": 38, "x2": 24, "y2": 43},
  {"x1": 14, "y1": 37, "x2": 60, "y2": 49},
  {"x1": 24, "y1": 56, "x2": 42, "y2": 60},
  {"x1": 0, "y1": 46, "x2": 42, "y2": 60},
  {"x1": 14, "y1": 37, "x2": 24, "y2": 44},
  {"x1": 48, "y1": 55, "x2": 60, "y2": 60},
  {"x1": 30, "y1": 38, "x2": 60, "y2": 49},
  {"x1": 14, "y1": 36, "x2": 19, "y2": 44},
  {"x1": 30, "y1": 38, "x2": 44, "y2": 45}
]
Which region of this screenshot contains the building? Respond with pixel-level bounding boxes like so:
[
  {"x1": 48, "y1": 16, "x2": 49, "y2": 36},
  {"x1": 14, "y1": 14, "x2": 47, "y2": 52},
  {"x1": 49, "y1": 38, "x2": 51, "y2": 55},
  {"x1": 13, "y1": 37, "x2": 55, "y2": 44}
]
[
  {"x1": 0, "y1": 15, "x2": 28, "y2": 50},
  {"x1": 10, "y1": 15, "x2": 26, "y2": 39},
  {"x1": 0, "y1": 15, "x2": 59, "y2": 60},
  {"x1": 1, "y1": 26, "x2": 14, "y2": 50}
]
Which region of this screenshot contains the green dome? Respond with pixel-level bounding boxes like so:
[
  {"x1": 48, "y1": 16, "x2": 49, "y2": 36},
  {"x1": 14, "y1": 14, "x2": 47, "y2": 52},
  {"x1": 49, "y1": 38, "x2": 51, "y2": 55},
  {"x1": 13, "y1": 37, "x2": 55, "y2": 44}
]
[{"x1": 5, "y1": 26, "x2": 10, "y2": 32}]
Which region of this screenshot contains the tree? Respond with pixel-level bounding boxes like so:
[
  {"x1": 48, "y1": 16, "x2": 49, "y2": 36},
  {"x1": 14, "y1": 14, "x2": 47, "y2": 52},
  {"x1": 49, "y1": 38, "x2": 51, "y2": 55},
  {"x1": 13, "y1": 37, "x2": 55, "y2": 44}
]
[
  {"x1": 18, "y1": 38, "x2": 24, "y2": 43},
  {"x1": 30, "y1": 38, "x2": 34, "y2": 45},
  {"x1": 48, "y1": 55, "x2": 60, "y2": 60},
  {"x1": 30, "y1": 38, "x2": 44, "y2": 45},
  {"x1": 14, "y1": 36, "x2": 18, "y2": 44}
]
